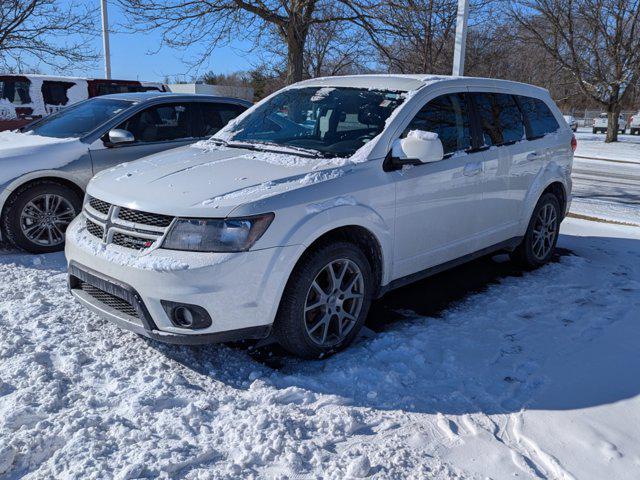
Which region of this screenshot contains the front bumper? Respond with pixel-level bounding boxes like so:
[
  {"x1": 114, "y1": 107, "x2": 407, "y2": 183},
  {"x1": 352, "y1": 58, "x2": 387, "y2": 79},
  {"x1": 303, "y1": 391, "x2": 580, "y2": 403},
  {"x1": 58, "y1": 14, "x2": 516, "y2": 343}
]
[
  {"x1": 65, "y1": 217, "x2": 300, "y2": 343},
  {"x1": 68, "y1": 262, "x2": 271, "y2": 344}
]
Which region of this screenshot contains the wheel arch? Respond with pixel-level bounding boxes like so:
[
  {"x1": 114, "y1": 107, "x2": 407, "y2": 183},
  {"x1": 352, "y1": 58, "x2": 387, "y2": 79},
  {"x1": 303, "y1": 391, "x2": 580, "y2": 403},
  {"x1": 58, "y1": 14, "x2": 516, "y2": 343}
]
[{"x1": 520, "y1": 165, "x2": 571, "y2": 235}]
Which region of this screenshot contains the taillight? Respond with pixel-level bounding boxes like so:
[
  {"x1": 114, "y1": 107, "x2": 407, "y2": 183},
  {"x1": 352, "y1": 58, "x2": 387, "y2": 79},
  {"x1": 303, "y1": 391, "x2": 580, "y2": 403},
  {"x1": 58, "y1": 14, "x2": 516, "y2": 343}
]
[{"x1": 571, "y1": 134, "x2": 577, "y2": 152}]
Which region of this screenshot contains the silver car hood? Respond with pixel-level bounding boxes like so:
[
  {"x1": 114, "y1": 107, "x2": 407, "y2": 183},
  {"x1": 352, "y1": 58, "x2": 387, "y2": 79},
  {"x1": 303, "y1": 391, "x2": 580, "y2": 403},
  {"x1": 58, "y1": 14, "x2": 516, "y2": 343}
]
[
  {"x1": 87, "y1": 144, "x2": 349, "y2": 218},
  {"x1": 0, "y1": 132, "x2": 87, "y2": 185}
]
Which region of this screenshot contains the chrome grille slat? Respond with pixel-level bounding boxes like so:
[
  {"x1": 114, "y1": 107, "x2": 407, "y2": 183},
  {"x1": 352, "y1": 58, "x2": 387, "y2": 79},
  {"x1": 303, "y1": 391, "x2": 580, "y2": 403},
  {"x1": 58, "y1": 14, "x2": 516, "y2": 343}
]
[{"x1": 83, "y1": 197, "x2": 174, "y2": 250}]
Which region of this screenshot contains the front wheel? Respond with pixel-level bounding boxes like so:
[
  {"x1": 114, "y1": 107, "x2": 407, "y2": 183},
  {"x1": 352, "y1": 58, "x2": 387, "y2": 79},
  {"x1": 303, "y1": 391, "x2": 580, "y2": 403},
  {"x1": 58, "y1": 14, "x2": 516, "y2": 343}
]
[
  {"x1": 510, "y1": 193, "x2": 561, "y2": 269},
  {"x1": 2, "y1": 180, "x2": 82, "y2": 253},
  {"x1": 274, "y1": 242, "x2": 374, "y2": 358}
]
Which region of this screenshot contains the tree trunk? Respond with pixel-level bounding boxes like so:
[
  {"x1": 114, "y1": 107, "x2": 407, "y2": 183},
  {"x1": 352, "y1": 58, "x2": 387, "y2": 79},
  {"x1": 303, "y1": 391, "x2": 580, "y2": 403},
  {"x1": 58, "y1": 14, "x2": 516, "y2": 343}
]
[
  {"x1": 605, "y1": 103, "x2": 621, "y2": 143},
  {"x1": 285, "y1": 24, "x2": 307, "y2": 85}
]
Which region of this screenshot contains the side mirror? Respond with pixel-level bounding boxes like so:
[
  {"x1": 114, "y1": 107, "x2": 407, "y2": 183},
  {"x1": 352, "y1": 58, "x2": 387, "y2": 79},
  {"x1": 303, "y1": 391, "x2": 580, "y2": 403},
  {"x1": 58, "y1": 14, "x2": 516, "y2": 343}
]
[
  {"x1": 390, "y1": 131, "x2": 444, "y2": 166},
  {"x1": 107, "y1": 129, "x2": 135, "y2": 145}
]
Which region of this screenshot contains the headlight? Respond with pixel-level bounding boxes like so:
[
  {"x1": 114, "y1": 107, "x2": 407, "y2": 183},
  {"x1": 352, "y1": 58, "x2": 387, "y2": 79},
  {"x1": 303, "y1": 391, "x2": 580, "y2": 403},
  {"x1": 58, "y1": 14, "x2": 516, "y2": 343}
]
[{"x1": 161, "y1": 213, "x2": 274, "y2": 252}]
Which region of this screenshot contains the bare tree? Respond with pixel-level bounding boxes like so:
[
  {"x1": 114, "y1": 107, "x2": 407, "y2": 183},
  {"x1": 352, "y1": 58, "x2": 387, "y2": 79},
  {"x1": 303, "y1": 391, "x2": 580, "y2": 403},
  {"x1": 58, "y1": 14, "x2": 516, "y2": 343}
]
[
  {"x1": 0, "y1": 0, "x2": 97, "y2": 71},
  {"x1": 118, "y1": 0, "x2": 378, "y2": 85},
  {"x1": 511, "y1": 0, "x2": 640, "y2": 142},
  {"x1": 366, "y1": 0, "x2": 459, "y2": 74}
]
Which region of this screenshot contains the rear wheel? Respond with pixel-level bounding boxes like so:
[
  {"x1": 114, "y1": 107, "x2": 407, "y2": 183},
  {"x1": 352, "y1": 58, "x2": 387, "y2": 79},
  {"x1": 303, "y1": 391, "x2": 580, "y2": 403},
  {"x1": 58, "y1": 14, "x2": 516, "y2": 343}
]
[
  {"x1": 274, "y1": 241, "x2": 374, "y2": 358},
  {"x1": 510, "y1": 193, "x2": 561, "y2": 269},
  {"x1": 592, "y1": 128, "x2": 597, "y2": 134},
  {"x1": 2, "y1": 180, "x2": 82, "y2": 253}
]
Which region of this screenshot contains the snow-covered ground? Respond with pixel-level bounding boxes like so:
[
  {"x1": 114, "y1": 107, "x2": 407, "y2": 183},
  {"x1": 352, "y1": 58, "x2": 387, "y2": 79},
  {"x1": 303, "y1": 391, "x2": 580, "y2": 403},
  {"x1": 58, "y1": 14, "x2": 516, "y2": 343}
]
[
  {"x1": 1, "y1": 218, "x2": 639, "y2": 479},
  {"x1": 0, "y1": 131, "x2": 639, "y2": 479}
]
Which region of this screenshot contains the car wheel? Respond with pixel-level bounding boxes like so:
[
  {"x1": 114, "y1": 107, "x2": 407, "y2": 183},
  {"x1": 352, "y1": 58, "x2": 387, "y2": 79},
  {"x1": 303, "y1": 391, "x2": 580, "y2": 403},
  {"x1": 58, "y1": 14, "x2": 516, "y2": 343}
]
[
  {"x1": 2, "y1": 180, "x2": 82, "y2": 253},
  {"x1": 592, "y1": 128, "x2": 597, "y2": 134},
  {"x1": 510, "y1": 193, "x2": 561, "y2": 269},
  {"x1": 274, "y1": 241, "x2": 374, "y2": 358}
]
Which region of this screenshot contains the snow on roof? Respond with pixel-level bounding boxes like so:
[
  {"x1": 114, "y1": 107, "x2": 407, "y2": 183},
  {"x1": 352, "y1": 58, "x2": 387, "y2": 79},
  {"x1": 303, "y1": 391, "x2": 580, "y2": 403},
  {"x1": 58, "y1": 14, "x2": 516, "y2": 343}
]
[{"x1": 0, "y1": 73, "x2": 163, "y2": 85}]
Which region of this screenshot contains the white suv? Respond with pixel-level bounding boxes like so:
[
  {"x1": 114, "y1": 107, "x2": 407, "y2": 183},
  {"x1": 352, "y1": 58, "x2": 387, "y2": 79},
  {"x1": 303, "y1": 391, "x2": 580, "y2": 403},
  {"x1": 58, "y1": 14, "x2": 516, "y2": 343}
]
[{"x1": 65, "y1": 75, "x2": 574, "y2": 358}]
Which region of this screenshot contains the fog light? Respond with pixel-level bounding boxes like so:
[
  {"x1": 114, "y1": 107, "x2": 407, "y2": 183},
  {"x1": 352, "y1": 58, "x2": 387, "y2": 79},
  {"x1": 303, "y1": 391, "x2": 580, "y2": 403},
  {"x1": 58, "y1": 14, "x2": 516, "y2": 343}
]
[
  {"x1": 173, "y1": 306, "x2": 195, "y2": 327},
  {"x1": 161, "y1": 301, "x2": 212, "y2": 330}
]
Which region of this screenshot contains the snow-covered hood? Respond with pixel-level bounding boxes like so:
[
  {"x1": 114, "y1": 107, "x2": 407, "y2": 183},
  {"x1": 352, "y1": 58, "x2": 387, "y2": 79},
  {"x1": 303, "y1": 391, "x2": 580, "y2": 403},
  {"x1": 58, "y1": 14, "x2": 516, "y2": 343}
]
[
  {"x1": 0, "y1": 131, "x2": 87, "y2": 185},
  {"x1": 88, "y1": 143, "x2": 352, "y2": 218}
]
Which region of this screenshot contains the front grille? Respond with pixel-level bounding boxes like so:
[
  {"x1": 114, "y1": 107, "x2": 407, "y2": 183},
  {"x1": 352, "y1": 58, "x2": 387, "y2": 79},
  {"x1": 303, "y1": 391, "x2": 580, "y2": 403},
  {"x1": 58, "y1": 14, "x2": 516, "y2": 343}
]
[
  {"x1": 79, "y1": 281, "x2": 139, "y2": 318},
  {"x1": 89, "y1": 197, "x2": 111, "y2": 215},
  {"x1": 86, "y1": 219, "x2": 104, "y2": 239},
  {"x1": 112, "y1": 232, "x2": 154, "y2": 250},
  {"x1": 118, "y1": 207, "x2": 173, "y2": 227},
  {"x1": 82, "y1": 197, "x2": 174, "y2": 250}
]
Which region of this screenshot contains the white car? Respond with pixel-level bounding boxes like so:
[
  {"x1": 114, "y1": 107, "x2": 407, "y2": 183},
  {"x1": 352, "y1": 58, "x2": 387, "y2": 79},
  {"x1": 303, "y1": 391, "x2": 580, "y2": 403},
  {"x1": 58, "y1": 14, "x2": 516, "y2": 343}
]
[
  {"x1": 630, "y1": 112, "x2": 640, "y2": 135},
  {"x1": 563, "y1": 115, "x2": 578, "y2": 132},
  {"x1": 65, "y1": 75, "x2": 574, "y2": 358},
  {"x1": 593, "y1": 113, "x2": 627, "y2": 134}
]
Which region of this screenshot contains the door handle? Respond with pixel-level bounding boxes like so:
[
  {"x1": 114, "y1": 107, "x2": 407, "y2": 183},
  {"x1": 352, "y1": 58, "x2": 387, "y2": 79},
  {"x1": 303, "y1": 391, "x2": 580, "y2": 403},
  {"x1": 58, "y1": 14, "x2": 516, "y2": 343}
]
[
  {"x1": 527, "y1": 152, "x2": 542, "y2": 161},
  {"x1": 463, "y1": 162, "x2": 482, "y2": 176}
]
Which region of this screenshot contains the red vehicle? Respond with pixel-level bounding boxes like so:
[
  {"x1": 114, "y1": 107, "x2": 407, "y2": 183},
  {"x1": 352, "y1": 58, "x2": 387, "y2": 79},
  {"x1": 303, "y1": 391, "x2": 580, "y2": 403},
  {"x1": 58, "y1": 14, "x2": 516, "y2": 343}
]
[{"x1": 0, "y1": 74, "x2": 167, "y2": 131}]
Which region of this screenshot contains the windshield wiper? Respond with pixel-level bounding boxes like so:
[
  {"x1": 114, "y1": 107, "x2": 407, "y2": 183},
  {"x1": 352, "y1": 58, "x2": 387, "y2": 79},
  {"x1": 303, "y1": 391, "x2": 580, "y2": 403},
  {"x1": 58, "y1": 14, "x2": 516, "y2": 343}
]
[
  {"x1": 207, "y1": 138, "x2": 229, "y2": 147},
  {"x1": 228, "y1": 140, "x2": 330, "y2": 158}
]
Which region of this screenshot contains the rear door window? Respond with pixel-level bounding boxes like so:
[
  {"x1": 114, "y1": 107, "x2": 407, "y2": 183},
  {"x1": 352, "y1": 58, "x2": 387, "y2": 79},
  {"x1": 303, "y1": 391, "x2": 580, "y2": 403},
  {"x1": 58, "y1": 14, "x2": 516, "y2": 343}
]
[
  {"x1": 198, "y1": 103, "x2": 247, "y2": 137},
  {"x1": 517, "y1": 96, "x2": 560, "y2": 139},
  {"x1": 472, "y1": 93, "x2": 526, "y2": 147},
  {"x1": 117, "y1": 103, "x2": 196, "y2": 143},
  {"x1": 403, "y1": 93, "x2": 472, "y2": 155}
]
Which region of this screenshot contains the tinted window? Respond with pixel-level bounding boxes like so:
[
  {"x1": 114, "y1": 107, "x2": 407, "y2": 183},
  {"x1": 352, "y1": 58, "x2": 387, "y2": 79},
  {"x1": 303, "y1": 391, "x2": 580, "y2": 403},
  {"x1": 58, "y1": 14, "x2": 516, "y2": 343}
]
[
  {"x1": 517, "y1": 96, "x2": 559, "y2": 138},
  {"x1": 403, "y1": 93, "x2": 472, "y2": 155},
  {"x1": 24, "y1": 98, "x2": 132, "y2": 138},
  {"x1": 199, "y1": 103, "x2": 246, "y2": 137},
  {"x1": 42, "y1": 81, "x2": 74, "y2": 106},
  {"x1": 473, "y1": 93, "x2": 525, "y2": 146},
  {"x1": 0, "y1": 79, "x2": 31, "y2": 105},
  {"x1": 117, "y1": 103, "x2": 195, "y2": 142},
  {"x1": 95, "y1": 83, "x2": 160, "y2": 96}
]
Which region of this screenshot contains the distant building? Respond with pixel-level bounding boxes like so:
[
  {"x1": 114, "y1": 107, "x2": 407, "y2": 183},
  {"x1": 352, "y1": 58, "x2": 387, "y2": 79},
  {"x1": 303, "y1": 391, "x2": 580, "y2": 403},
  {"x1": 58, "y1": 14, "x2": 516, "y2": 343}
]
[{"x1": 168, "y1": 83, "x2": 254, "y2": 102}]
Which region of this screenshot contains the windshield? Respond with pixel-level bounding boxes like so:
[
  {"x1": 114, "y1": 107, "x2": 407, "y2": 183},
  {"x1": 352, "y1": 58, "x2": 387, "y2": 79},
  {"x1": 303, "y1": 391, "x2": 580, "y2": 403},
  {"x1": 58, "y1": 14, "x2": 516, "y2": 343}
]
[
  {"x1": 24, "y1": 98, "x2": 133, "y2": 138},
  {"x1": 219, "y1": 87, "x2": 406, "y2": 157}
]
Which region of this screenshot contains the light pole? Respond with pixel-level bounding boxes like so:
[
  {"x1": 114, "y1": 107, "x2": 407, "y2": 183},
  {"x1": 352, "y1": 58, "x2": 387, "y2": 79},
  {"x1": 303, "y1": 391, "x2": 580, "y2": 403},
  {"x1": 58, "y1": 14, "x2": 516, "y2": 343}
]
[
  {"x1": 452, "y1": 0, "x2": 469, "y2": 76},
  {"x1": 101, "y1": 0, "x2": 112, "y2": 79}
]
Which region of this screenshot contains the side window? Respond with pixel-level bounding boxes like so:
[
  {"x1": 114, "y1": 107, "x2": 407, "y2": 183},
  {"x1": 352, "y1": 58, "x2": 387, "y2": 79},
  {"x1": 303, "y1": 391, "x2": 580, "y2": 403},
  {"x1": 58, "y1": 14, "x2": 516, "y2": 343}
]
[
  {"x1": 42, "y1": 81, "x2": 74, "y2": 106},
  {"x1": 517, "y1": 96, "x2": 560, "y2": 139},
  {"x1": 473, "y1": 93, "x2": 525, "y2": 147},
  {"x1": 403, "y1": 93, "x2": 472, "y2": 155},
  {"x1": 117, "y1": 103, "x2": 195, "y2": 143},
  {"x1": 495, "y1": 94, "x2": 525, "y2": 143},
  {"x1": 198, "y1": 103, "x2": 247, "y2": 137}
]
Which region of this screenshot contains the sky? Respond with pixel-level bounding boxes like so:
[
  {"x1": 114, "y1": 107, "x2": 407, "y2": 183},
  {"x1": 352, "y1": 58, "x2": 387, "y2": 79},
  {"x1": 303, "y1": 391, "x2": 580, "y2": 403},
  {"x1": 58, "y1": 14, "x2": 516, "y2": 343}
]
[{"x1": 31, "y1": 1, "x2": 256, "y2": 82}]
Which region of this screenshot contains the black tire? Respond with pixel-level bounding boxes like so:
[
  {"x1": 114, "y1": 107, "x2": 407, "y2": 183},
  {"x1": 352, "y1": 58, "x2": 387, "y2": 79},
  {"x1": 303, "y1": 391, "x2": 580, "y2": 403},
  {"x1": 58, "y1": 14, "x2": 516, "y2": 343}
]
[
  {"x1": 274, "y1": 241, "x2": 374, "y2": 358},
  {"x1": 2, "y1": 180, "x2": 82, "y2": 253},
  {"x1": 592, "y1": 128, "x2": 597, "y2": 134},
  {"x1": 510, "y1": 193, "x2": 561, "y2": 269}
]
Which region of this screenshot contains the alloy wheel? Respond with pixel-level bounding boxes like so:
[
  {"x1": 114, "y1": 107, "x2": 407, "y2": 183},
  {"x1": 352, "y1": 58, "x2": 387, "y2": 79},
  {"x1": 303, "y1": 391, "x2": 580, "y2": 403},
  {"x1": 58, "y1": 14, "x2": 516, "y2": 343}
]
[
  {"x1": 531, "y1": 203, "x2": 558, "y2": 260},
  {"x1": 303, "y1": 258, "x2": 365, "y2": 347},
  {"x1": 19, "y1": 194, "x2": 77, "y2": 247}
]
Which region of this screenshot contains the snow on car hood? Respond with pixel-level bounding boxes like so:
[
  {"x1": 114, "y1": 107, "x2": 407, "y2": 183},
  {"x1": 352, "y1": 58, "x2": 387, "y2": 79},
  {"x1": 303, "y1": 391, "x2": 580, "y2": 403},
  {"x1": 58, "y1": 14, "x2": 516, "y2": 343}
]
[
  {"x1": 0, "y1": 131, "x2": 87, "y2": 185},
  {"x1": 87, "y1": 144, "x2": 352, "y2": 218}
]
